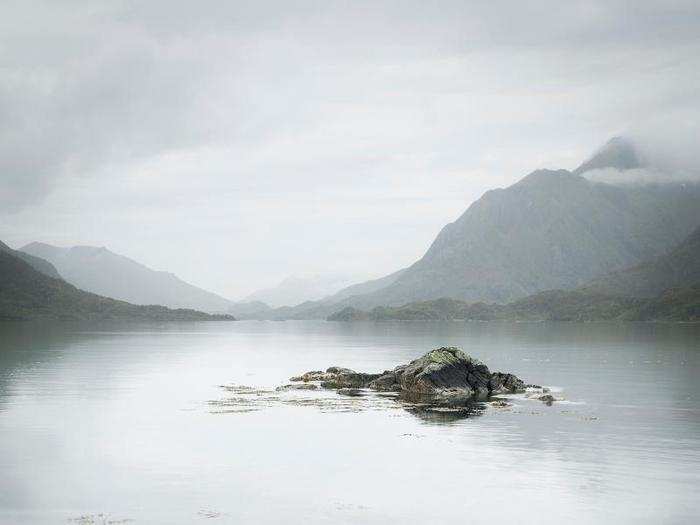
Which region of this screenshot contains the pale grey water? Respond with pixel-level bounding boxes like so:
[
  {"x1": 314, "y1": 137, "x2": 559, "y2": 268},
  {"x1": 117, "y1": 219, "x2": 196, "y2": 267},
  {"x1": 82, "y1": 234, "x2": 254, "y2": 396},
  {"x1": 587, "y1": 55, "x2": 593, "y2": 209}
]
[{"x1": 1, "y1": 320, "x2": 699, "y2": 524}]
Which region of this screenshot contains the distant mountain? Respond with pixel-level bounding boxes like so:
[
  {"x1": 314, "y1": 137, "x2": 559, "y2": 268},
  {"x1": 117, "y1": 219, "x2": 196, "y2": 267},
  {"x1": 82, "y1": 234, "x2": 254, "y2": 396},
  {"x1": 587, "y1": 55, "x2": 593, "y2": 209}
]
[
  {"x1": 0, "y1": 246, "x2": 233, "y2": 321},
  {"x1": 582, "y1": 225, "x2": 700, "y2": 298},
  {"x1": 20, "y1": 243, "x2": 233, "y2": 313},
  {"x1": 227, "y1": 300, "x2": 272, "y2": 317},
  {"x1": 231, "y1": 269, "x2": 407, "y2": 320},
  {"x1": 329, "y1": 226, "x2": 700, "y2": 323},
  {"x1": 253, "y1": 138, "x2": 700, "y2": 320},
  {"x1": 244, "y1": 274, "x2": 356, "y2": 308},
  {"x1": 339, "y1": 169, "x2": 700, "y2": 308},
  {"x1": 322, "y1": 268, "x2": 407, "y2": 303},
  {"x1": 0, "y1": 241, "x2": 62, "y2": 279}
]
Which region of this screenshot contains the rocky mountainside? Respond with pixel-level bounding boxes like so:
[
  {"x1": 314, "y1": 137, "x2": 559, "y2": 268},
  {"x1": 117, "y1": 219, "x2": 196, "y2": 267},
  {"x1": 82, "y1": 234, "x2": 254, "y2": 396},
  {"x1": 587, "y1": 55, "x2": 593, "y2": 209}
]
[
  {"x1": 0, "y1": 246, "x2": 233, "y2": 321},
  {"x1": 20, "y1": 243, "x2": 233, "y2": 313},
  {"x1": 582, "y1": 225, "x2": 700, "y2": 298}
]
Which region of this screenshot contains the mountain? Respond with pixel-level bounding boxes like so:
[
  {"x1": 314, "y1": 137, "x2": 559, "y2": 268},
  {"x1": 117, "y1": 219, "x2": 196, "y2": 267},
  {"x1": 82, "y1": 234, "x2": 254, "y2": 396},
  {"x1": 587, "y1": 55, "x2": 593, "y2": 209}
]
[
  {"x1": 231, "y1": 268, "x2": 408, "y2": 320},
  {"x1": 0, "y1": 241, "x2": 62, "y2": 279},
  {"x1": 20, "y1": 243, "x2": 233, "y2": 313},
  {"x1": 0, "y1": 246, "x2": 233, "y2": 321},
  {"x1": 329, "y1": 226, "x2": 700, "y2": 323},
  {"x1": 253, "y1": 137, "x2": 700, "y2": 319},
  {"x1": 582, "y1": 226, "x2": 700, "y2": 298},
  {"x1": 244, "y1": 274, "x2": 357, "y2": 308},
  {"x1": 337, "y1": 169, "x2": 700, "y2": 308},
  {"x1": 227, "y1": 300, "x2": 272, "y2": 317}
]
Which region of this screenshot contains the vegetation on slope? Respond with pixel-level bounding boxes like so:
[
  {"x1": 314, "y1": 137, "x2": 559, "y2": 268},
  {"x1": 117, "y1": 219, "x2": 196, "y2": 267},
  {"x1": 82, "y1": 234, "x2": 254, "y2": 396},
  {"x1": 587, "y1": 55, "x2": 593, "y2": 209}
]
[
  {"x1": 582, "y1": 226, "x2": 700, "y2": 298},
  {"x1": 0, "y1": 241, "x2": 62, "y2": 279},
  {"x1": 328, "y1": 288, "x2": 700, "y2": 323}
]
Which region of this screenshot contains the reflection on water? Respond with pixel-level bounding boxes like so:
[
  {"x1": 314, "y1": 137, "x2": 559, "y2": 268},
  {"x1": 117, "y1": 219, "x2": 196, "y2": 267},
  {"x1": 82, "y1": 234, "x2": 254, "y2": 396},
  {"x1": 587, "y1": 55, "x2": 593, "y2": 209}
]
[
  {"x1": 208, "y1": 381, "x2": 493, "y2": 422},
  {"x1": 1, "y1": 320, "x2": 699, "y2": 524}
]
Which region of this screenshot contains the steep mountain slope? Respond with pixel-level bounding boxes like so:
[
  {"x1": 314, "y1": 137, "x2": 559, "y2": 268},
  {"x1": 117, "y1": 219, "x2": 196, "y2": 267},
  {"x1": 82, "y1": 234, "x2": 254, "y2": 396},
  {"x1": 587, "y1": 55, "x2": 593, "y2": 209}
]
[
  {"x1": 330, "y1": 226, "x2": 700, "y2": 323},
  {"x1": 20, "y1": 243, "x2": 232, "y2": 313},
  {"x1": 0, "y1": 248, "x2": 232, "y2": 321},
  {"x1": 0, "y1": 241, "x2": 62, "y2": 279},
  {"x1": 344, "y1": 170, "x2": 700, "y2": 307},
  {"x1": 582, "y1": 226, "x2": 700, "y2": 297}
]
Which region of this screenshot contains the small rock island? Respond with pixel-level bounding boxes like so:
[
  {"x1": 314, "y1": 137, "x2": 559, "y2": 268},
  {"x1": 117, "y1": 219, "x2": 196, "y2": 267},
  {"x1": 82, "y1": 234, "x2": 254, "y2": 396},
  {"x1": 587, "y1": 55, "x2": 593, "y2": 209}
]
[{"x1": 290, "y1": 347, "x2": 531, "y2": 406}]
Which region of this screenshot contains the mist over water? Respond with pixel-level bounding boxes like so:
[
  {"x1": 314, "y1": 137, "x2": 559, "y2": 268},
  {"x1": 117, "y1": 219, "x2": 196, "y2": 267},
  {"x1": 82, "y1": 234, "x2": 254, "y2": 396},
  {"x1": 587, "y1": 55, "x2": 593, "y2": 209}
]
[{"x1": 1, "y1": 320, "x2": 698, "y2": 524}]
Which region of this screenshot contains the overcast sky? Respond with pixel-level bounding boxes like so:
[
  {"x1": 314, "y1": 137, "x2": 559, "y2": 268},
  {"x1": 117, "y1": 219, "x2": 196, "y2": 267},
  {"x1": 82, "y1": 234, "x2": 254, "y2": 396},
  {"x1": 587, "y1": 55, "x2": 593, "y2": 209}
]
[{"x1": 1, "y1": 1, "x2": 699, "y2": 298}]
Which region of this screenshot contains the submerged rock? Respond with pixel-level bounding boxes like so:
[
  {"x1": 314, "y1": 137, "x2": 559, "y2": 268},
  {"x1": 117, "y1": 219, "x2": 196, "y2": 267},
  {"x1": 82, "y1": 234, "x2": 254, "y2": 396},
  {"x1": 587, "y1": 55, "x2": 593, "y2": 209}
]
[
  {"x1": 337, "y1": 388, "x2": 366, "y2": 397},
  {"x1": 291, "y1": 347, "x2": 527, "y2": 406},
  {"x1": 276, "y1": 383, "x2": 319, "y2": 391},
  {"x1": 538, "y1": 394, "x2": 556, "y2": 405}
]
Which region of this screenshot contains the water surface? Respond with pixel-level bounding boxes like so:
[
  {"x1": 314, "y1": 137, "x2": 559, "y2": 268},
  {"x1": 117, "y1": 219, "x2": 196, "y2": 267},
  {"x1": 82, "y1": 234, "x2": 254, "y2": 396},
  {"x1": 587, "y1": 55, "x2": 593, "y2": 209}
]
[{"x1": 1, "y1": 320, "x2": 699, "y2": 524}]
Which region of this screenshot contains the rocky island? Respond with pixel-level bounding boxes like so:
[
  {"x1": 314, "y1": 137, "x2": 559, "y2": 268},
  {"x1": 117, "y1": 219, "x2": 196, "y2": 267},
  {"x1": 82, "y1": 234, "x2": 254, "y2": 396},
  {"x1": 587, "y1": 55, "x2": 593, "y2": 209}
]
[{"x1": 290, "y1": 347, "x2": 531, "y2": 407}]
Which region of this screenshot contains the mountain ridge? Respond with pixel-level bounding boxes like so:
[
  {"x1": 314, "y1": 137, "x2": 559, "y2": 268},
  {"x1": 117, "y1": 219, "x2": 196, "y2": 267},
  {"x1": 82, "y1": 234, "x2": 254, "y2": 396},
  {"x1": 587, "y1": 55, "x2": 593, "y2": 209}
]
[
  {"x1": 333, "y1": 170, "x2": 700, "y2": 308},
  {"x1": 0, "y1": 246, "x2": 233, "y2": 321},
  {"x1": 0, "y1": 241, "x2": 62, "y2": 280},
  {"x1": 20, "y1": 242, "x2": 233, "y2": 313},
  {"x1": 243, "y1": 137, "x2": 700, "y2": 320},
  {"x1": 327, "y1": 225, "x2": 700, "y2": 323}
]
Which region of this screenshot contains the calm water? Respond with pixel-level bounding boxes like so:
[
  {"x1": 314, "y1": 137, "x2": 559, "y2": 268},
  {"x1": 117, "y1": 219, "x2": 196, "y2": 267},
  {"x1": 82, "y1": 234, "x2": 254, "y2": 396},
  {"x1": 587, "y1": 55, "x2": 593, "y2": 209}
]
[{"x1": 1, "y1": 320, "x2": 699, "y2": 524}]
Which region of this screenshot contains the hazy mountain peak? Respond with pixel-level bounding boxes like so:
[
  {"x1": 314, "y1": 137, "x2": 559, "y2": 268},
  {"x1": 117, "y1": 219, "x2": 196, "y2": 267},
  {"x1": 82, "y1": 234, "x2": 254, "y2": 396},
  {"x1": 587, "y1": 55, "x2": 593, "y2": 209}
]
[
  {"x1": 574, "y1": 136, "x2": 643, "y2": 175},
  {"x1": 245, "y1": 273, "x2": 358, "y2": 308},
  {"x1": 0, "y1": 242, "x2": 229, "y2": 321},
  {"x1": 20, "y1": 242, "x2": 233, "y2": 313}
]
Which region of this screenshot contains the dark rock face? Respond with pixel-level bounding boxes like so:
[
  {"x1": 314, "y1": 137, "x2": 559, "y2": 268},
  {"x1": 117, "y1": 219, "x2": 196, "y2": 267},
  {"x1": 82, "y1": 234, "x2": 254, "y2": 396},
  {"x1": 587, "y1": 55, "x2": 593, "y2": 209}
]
[
  {"x1": 489, "y1": 372, "x2": 526, "y2": 395},
  {"x1": 290, "y1": 347, "x2": 527, "y2": 406}
]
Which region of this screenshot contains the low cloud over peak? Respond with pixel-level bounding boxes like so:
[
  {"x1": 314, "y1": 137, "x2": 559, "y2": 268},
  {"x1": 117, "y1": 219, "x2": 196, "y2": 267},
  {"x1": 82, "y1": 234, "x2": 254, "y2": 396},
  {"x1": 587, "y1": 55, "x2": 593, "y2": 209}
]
[{"x1": 578, "y1": 115, "x2": 700, "y2": 185}]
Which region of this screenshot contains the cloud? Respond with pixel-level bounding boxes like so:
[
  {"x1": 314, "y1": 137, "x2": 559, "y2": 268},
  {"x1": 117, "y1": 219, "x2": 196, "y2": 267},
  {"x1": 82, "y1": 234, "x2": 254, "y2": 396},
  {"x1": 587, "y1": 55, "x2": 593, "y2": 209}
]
[
  {"x1": 582, "y1": 109, "x2": 700, "y2": 185},
  {"x1": 582, "y1": 167, "x2": 699, "y2": 185}
]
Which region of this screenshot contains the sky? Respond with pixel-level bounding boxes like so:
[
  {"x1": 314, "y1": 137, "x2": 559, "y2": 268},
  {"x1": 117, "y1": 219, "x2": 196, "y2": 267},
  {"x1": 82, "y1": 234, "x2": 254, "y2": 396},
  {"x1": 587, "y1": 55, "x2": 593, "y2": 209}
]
[{"x1": 1, "y1": 1, "x2": 699, "y2": 299}]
